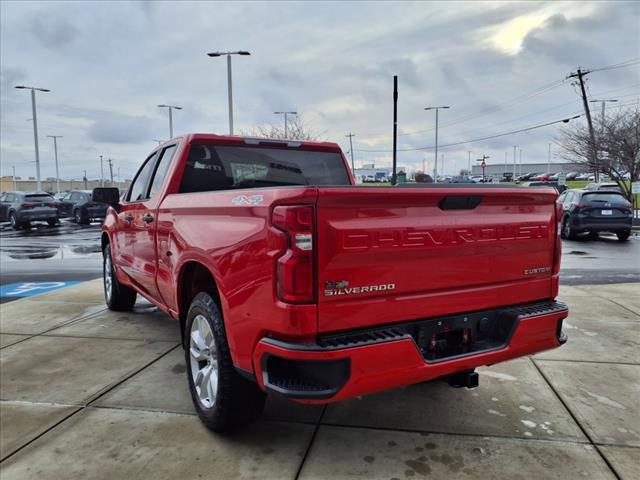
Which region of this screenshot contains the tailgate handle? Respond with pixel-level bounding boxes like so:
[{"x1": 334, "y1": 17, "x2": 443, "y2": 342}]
[{"x1": 438, "y1": 196, "x2": 483, "y2": 210}]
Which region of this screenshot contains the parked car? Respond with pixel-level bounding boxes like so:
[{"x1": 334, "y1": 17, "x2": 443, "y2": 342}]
[
  {"x1": 0, "y1": 191, "x2": 59, "y2": 229},
  {"x1": 584, "y1": 182, "x2": 623, "y2": 193},
  {"x1": 469, "y1": 175, "x2": 484, "y2": 183},
  {"x1": 97, "y1": 134, "x2": 568, "y2": 432},
  {"x1": 565, "y1": 171, "x2": 580, "y2": 180},
  {"x1": 524, "y1": 181, "x2": 567, "y2": 193},
  {"x1": 53, "y1": 191, "x2": 69, "y2": 201},
  {"x1": 57, "y1": 189, "x2": 109, "y2": 223},
  {"x1": 532, "y1": 172, "x2": 555, "y2": 181},
  {"x1": 557, "y1": 189, "x2": 633, "y2": 241}
]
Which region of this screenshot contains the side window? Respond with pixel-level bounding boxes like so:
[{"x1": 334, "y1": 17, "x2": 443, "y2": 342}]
[
  {"x1": 127, "y1": 151, "x2": 160, "y2": 202},
  {"x1": 563, "y1": 192, "x2": 574, "y2": 206},
  {"x1": 149, "y1": 145, "x2": 177, "y2": 198},
  {"x1": 179, "y1": 144, "x2": 232, "y2": 193},
  {"x1": 0, "y1": 194, "x2": 6, "y2": 202},
  {"x1": 70, "y1": 192, "x2": 80, "y2": 202}
]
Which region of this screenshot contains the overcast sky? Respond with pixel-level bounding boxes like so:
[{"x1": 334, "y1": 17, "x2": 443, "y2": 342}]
[{"x1": 1, "y1": 0, "x2": 639, "y2": 181}]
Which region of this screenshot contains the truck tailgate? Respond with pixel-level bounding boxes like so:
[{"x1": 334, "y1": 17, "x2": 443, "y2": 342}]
[{"x1": 316, "y1": 186, "x2": 558, "y2": 334}]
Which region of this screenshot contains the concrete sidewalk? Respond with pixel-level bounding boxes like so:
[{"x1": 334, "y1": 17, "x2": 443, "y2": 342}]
[{"x1": 1, "y1": 280, "x2": 638, "y2": 479}]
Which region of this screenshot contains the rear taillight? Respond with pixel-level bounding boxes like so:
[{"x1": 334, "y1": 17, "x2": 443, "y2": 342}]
[
  {"x1": 553, "y1": 202, "x2": 562, "y2": 275},
  {"x1": 20, "y1": 203, "x2": 33, "y2": 209},
  {"x1": 272, "y1": 205, "x2": 315, "y2": 304}
]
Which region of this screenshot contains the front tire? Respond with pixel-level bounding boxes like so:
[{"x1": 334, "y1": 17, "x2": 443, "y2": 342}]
[
  {"x1": 616, "y1": 230, "x2": 631, "y2": 242},
  {"x1": 47, "y1": 219, "x2": 59, "y2": 227},
  {"x1": 103, "y1": 245, "x2": 137, "y2": 311},
  {"x1": 185, "y1": 292, "x2": 266, "y2": 432}
]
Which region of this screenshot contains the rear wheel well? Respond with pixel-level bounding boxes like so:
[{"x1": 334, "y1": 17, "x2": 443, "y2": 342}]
[{"x1": 178, "y1": 262, "x2": 220, "y2": 346}]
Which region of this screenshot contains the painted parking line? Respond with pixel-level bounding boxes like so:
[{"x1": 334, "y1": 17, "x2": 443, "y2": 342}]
[{"x1": 0, "y1": 281, "x2": 82, "y2": 298}]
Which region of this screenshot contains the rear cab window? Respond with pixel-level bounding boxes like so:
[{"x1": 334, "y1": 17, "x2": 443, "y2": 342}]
[{"x1": 178, "y1": 144, "x2": 350, "y2": 193}]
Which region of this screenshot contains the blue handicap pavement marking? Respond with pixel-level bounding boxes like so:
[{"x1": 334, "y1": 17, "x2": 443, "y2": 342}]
[{"x1": 0, "y1": 281, "x2": 82, "y2": 298}]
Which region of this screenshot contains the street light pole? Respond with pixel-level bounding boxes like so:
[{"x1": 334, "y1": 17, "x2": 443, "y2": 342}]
[
  {"x1": 548, "y1": 143, "x2": 552, "y2": 173},
  {"x1": 100, "y1": 155, "x2": 104, "y2": 187},
  {"x1": 12, "y1": 166, "x2": 17, "y2": 190},
  {"x1": 207, "y1": 50, "x2": 251, "y2": 135},
  {"x1": 15, "y1": 85, "x2": 50, "y2": 191},
  {"x1": 157, "y1": 104, "x2": 182, "y2": 138},
  {"x1": 424, "y1": 106, "x2": 450, "y2": 181},
  {"x1": 46, "y1": 135, "x2": 63, "y2": 194},
  {"x1": 274, "y1": 111, "x2": 297, "y2": 138}
]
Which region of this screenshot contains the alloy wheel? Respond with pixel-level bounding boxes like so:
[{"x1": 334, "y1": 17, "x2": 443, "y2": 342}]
[
  {"x1": 189, "y1": 314, "x2": 219, "y2": 409},
  {"x1": 104, "y1": 252, "x2": 113, "y2": 303}
]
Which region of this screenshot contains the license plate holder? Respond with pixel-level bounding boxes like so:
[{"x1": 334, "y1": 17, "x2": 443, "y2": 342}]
[{"x1": 601, "y1": 209, "x2": 613, "y2": 215}]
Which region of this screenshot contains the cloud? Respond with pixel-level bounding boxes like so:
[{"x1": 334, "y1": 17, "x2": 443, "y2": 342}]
[
  {"x1": 28, "y1": 16, "x2": 79, "y2": 49},
  {"x1": 87, "y1": 113, "x2": 153, "y2": 144}
]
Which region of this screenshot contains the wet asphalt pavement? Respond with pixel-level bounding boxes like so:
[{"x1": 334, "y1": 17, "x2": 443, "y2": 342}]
[
  {"x1": 0, "y1": 220, "x2": 638, "y2": 304},
  {"x1": 0, "y1": 219, "x2": 103, "y2": 303}
]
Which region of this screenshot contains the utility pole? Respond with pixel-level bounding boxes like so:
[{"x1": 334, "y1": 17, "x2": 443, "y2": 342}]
[
  {"x1": 467, "y1": 151, "x2": 471, "y2": 175},
  {"x1": 345, "y1": 133, "x2": 356, "y2": 173},
  {"x1": 100, "y1": 155, "x2": 104, "y2": 187},
  {"x1": 83, "y1": 170, "x2": 88, "y2": 189},
  {"x1": 108, "y1": 158, "x2": 114, "y2": 185},
  {"x1": 567, "y1": 68, "x2": 599, "y2": 181},
  {"x1": 441, "y1": 153, "x2": 444, "y2": 178},
  {"x1": 12, "y1": 166, "x2": 17, "y2": 190},
  {"x1": 46, "y1": 135, "x2": 63, "y2": 194},
  {"x1": 548, "y1": 143, "x2": 552, "y2": 173},
  {"x1": 513, "y1": 145, "x2": 517, "y2": 180}
]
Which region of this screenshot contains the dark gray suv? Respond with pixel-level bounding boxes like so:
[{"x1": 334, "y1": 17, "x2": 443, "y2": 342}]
[
  {"x1": 557, "y1": 189, "x2": 633, "y2": 241},
  {"x1": 0, "y1": 191, "x2": 59, "y2": 230}
]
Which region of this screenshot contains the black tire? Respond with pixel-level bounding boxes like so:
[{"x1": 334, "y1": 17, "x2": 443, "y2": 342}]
[
  {"x1": 616, "y1": 230, "x2": 631, "y2": 242},
  {"x1": 103, "y1": 245, "x2": 137, "y2": 311},
  {"x1": 47, "y1": 219, "x2": 59, "y2": 227},
  {"x1": 562, "y1": 216, "x2": 576, "y2": 240},
  {"x1": 74, "y1": 209, "x2": 89, "y2": 225},
  {"x1": 185, "y1": 292, "x2": 266, "y2": 432},
  {"x1": 9, "y1": 212, "x2": 21, "y2": 230}
]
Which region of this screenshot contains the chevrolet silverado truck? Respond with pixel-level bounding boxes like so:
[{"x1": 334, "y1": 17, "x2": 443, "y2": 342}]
[{"x1": 96, "y1": 134, "x2": 568, "y2": 432}]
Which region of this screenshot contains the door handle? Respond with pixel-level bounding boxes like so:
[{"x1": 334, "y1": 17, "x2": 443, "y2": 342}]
[
  {"x1": 124, "y1": 214, "x2": 134, "y2": 222},
  {"x1": 142, "y1": 213, "x2": 154, "y2": 224}
]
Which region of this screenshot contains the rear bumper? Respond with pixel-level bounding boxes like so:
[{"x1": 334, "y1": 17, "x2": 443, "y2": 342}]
[
  {"x1": 571, "y1": 216, "x2": 632, "y2": 232},
  {"x1": 17, "y1": 210, "x2": 58, "y2": 221},
  {"x1": 252, "y1": 301, "x2": 568, "y2": 403}
]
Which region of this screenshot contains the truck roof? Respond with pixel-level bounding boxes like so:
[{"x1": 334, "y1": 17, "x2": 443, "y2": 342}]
[{"x1": 159, "y1": 133, "x2": 342, "y2": 152}]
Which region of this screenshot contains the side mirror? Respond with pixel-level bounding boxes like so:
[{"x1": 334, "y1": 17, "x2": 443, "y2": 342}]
[{"x1": 92, "y1": 187, "x2": 121, "y2": 210}]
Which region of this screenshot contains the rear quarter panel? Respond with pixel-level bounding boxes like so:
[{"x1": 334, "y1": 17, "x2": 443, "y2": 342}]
[{"x1": 156, "y1": 187, "x2": 319, "y2": 371}]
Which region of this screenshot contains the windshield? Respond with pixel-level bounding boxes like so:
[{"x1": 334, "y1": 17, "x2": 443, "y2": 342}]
[{"x1": 179, "y1": 144, "x2": 350, "y2": 193}]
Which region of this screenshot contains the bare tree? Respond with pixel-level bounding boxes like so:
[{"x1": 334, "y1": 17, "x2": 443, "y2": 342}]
[
  {"x1": 558, "y1": 106, "x2": 640, "y2": 200},
  {"x1": 242, "y1": 115, "x2": 324, "y2": 141}
]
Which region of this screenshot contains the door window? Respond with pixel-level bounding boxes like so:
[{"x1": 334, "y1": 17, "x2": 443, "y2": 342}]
[
  {"x1": 149, "y1": 145, "x2": 177, "y2": 198},
  {"x1": 126, "y1": 151, "x2": 160, "y2": 202}
]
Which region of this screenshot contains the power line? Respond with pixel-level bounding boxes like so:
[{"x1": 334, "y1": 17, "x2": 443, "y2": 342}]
[{"x1": 355, "y1": 114, "x2": 582, "y2": 153}]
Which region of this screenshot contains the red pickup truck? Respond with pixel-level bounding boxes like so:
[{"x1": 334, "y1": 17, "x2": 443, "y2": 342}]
[{"x1": 96, "y1": 134, "x2": 568, "y2": 432}]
